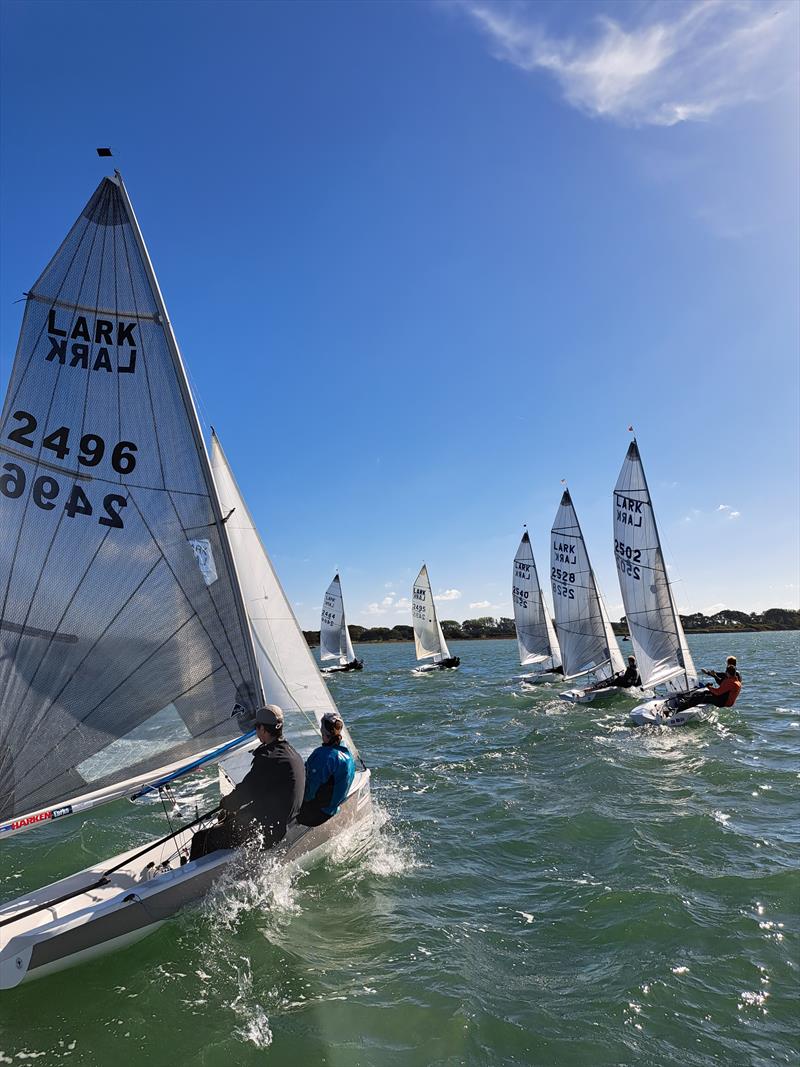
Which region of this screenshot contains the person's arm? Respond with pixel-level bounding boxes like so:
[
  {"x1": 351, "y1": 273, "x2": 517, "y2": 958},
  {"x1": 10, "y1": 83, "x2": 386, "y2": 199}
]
[
  {"x1": 325, "y1": 753, "x2": 355, "y2": 813},
  {"x1": 706, "y1": 678, "x2": 733, "y2": 698}
]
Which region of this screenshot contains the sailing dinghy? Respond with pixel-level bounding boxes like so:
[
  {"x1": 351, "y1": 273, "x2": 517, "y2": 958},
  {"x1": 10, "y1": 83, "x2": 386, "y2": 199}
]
[
  {"x1": 513, "y1": 531, "x2": 562, "y2": 683},
  {"x1": 613, "y1": 439, "x2": 704, "y2": 726},
  {"x1": 319, "y1": 575, "x2": 363, "y2": 673},
  {"x1": 0, "y1": 172, "x2": 371, "y2": 989},
  {"x1": 411, "y1": 565, "x2": 460, "y2": 672},
  {"x1": 550, "y1": 490, "x2": 647, "y2": 704}
]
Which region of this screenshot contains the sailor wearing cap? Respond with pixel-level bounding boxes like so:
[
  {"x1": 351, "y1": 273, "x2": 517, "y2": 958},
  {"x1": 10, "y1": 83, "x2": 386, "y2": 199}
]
[
  {"x1": 189, "y1": 704, "x2": 305, "y2": 860},
  {"x1": 297, "y1": 711, "x2": 356, "y2": 827}
]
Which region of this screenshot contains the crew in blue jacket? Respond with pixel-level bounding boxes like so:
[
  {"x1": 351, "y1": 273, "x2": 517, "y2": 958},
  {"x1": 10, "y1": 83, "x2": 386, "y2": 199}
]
[{"x1": 298, "y1": 710, "x2": 356, "y2": 827}]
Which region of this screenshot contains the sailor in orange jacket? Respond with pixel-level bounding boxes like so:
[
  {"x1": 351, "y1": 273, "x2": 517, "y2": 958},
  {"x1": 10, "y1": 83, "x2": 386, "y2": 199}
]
[{"x1": 672, "y1": 664, "x2": 742, "y2": 713}]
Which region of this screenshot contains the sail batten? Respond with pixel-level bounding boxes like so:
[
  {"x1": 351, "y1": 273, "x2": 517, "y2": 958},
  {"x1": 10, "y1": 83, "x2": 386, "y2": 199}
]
[
  {"x1": 551, "y1": 490, "x2": 624, "y2": 681},
  {"x1": 613, "y1": 440, "x2": 697, "y2": 691},
  {"x1": 513, "y1": 531, "x2": 561, "y2": 670},
  {"x1": 0, "y1": 175, "x2": 261, "y2": 825},
  {"x1": 412, "y1": 565, "x2": 451, "y2": 662}
]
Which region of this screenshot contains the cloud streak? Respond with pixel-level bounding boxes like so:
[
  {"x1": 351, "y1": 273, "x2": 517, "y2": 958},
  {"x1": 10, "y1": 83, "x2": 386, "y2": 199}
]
[{"x1": 462, "y1": 1, "x2": 796, "y2": 126}]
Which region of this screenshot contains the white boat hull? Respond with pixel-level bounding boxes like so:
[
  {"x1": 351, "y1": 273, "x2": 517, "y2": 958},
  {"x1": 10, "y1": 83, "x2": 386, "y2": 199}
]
[
  {"x1": 0, "y1": 773, "x2": 371, "y2": 989},
  {"x1": 560, "y1": 685, "x2": 653, "y2": 705},
  {"x1": 628, "y1": 699, "x2": 705, "y2": 727}
]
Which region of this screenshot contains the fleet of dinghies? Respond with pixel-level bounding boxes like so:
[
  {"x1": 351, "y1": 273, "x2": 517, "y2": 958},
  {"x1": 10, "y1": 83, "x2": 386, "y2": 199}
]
[
  {"x1": 0, "y1": 172, "x2": 371, "y2": 988},
  {"x1": 0, "y1": 169, "x2": 724, "y2": 989}
]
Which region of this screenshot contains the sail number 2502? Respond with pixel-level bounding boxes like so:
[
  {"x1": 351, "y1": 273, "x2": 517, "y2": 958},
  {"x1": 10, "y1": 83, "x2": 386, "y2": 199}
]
[{"x1": 614, "y1": 540, "x2": 641, "y2": 580}]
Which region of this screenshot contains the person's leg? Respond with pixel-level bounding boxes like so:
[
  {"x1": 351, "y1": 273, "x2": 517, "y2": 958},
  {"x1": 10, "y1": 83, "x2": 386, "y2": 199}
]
[{"x1": 189, "y1": 819, "x2": 237, "y2": 860}]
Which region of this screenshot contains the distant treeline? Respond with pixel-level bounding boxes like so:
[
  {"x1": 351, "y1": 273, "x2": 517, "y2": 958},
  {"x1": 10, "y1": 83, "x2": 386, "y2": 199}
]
[{"x1": 302, "y1": 608, "x2": 799, "y2": 646}]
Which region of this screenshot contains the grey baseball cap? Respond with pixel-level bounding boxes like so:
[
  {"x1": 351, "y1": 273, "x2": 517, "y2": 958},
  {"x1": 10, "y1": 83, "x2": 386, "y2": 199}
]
[{"x1": 255, "y1": 704, "x2": 284, "y2": 729}]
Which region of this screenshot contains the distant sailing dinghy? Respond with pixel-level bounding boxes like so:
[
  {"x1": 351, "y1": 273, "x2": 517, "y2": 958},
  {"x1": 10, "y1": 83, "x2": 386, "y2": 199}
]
[
  {"x1": 513, "y1": 531, "x2": 562, "y2": 683},
  {"x1": 319, "y1": 575, "x2": 363, "y2": 673},
  {"x1": 550, "y1": 490, "x2": 647, "y2": 705},
  {"x1": 0, "y1": 173, "x2": 371, "y2": 990},
  {"x1": 411, "y1": 565, "x2": 460, "y2": 672},
  {"x1": 613, "y1": 440, "x2": 704, "y2": 726}
]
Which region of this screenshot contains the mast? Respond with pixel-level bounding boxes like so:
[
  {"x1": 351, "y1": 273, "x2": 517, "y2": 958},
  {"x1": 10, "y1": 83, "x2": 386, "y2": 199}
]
[{"x1": 114, "y1": 173, "x2": 263, "y2": 707}]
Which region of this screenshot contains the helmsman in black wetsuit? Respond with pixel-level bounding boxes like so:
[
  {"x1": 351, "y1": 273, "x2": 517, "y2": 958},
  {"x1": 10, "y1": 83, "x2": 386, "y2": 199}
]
[
  {"x1": 189, "y1": 704, "x2": 305, "y2": 860},
  {"x1": 587, "y1": 655, "x2": 640, "y2": 692}
]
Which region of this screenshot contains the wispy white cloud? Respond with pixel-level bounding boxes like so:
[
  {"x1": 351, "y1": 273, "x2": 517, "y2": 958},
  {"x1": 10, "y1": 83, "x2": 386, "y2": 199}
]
[
  {"x1": 394, "y1": 597, "x2": 412, "y2": 613},
  {"x1": 469, "y1": 600, "x2": 492, "y2": 609},
  {"x1": 718, "y1": 504, "x2": 742, "y2": 519},
  {"x1": 436, "y1": 589, "x2": 462, "y2": 601},
  {"x1": 461, "y1": 1, "x2": 796, "y2": 127}
]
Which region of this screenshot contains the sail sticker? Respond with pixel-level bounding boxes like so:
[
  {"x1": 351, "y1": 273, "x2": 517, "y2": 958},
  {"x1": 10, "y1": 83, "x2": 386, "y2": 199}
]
[
  {"x1": 189, "y1": 538, "x2": 218, "y2": 586},
  {"x1": 0, "y1": 804, "x2": 73, "y2": 833}
]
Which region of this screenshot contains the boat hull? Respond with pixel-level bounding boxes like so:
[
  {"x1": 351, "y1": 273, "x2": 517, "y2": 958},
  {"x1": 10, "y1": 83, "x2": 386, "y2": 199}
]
[
  {"x1": 628, "y1": 699, "x2": 704, "y2": 727},
  {"x1": 321, "y1": 659, "x2": 364, "y2": 674},
  {"x1": 412, "y1": 657, "x2": 460, "y2": 675},
  {"x1": 0, "y1": 773, "x2": 372, "y2": 989},
  {"x1": 560, "y1": 685, "x2": 653, "y2": 705}
]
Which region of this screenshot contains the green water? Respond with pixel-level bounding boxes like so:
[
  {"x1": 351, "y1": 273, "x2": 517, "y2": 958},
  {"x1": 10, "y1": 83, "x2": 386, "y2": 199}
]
[{"x1": 1, "y1": 632, "x2": 798, "y2": 1065}]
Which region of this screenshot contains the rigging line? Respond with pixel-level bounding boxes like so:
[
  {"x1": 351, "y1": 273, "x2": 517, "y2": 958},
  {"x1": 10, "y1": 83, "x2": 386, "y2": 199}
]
[
  {"x1": 0, "y1": 204, "x2": 107, "y2": 664},
  {"x1": 0, "y1": 804, "x2": 220, "y2": 929},
  {"x1": 14, "y1": 660, "x2": 229, "y2": 804}
]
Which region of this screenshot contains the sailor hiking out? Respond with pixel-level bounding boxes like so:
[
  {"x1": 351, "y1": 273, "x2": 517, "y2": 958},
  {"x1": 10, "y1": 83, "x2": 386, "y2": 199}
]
[
  {"x1": 586, "y1": 655, "x2": 641, "y2": 693},
  {"x1": 298, "y1": 711, "x2": 356, "y2": 827},
  {"x1": 668, "y1": 664, "x2": 743, "y2": 715},
  {"x1": 702, "y1": 656, "x2": 741, "y2": 684},
  {"x1": 189, "y1": 705, "x2": 305, "y2": 860}
]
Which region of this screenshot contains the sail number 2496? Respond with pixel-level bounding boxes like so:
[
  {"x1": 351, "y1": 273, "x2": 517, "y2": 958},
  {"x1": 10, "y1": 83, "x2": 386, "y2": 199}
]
[{"x1": 1, "y1": 410, "x2": 135, "y2": 528}]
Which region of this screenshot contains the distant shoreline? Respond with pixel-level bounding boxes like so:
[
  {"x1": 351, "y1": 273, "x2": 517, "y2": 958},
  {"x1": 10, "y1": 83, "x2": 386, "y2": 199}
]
[{"x1": 304, "y1": 609, "x2": 799, "y2": 647}]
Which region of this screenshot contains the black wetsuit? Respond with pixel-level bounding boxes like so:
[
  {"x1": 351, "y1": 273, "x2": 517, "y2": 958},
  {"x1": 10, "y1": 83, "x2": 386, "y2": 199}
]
[
  {"x1": 611, "y1": 664, "x2": 641, "y2": 688},
  {"x1": 189, "y1": 738, "x2": 305, "y2": 860}
]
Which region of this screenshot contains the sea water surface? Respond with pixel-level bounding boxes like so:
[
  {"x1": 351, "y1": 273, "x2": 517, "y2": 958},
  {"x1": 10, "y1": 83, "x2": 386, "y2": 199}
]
[{"x1": 0, "y1": 632, "x2": 798, "y2": 1066}]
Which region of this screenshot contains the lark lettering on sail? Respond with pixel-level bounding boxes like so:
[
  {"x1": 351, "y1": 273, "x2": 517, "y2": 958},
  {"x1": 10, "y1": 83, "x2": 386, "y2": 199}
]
[
  {"x1": 513, "y1": 530, "x2": 561, "y2": 680},
  {"x1": 411, "y1": 565, "x2": 460, "y2": 672}
]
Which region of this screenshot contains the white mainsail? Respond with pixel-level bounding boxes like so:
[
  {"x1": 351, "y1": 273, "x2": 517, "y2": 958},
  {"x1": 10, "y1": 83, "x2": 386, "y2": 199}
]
[
  {"x1": 320, "y1": 575, "x2": 356, "y2": 666},
  {"x1": 210, "y1": 433, "x2": 357, "y2": 756},
  {"x1": 0, "y1": 173, "x2": 262, "y2": 831},
  {"x1": 613, "y1": 440, "x2": 697, "y2": 691},
  {"x1": 412, "y1": 565, "x2": 451, "y2": 662},
  {"x1": 551, "y1": 490, "x2": 625, "y2": 680},
  {"x1": 513, "y1": 531, "x2": 561, "y2": 670}
]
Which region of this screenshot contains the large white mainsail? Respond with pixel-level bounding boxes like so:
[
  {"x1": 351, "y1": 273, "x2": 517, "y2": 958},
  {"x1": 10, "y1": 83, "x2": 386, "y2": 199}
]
[
  {"x1": 513, "y1": 531, "x2": 561, "y2": 671},
  {"x1": 613, "y1": 440, "x2": 697, "y2": 692},
  {"x1": 0, "y1": 173, "x2": 262, "y2": 832},
  {"x1": 551, "y1": 490, "x2": 625, "y2": 680},
  {"x1": 412, "y1": 565, "x2": 451, "y2": 662},
  {"x1": 320, "y1": 575, "x2": 356, "y2": 666},
  {"x1": 209, "y1": 433, "x2": 358, "y2": 757}
]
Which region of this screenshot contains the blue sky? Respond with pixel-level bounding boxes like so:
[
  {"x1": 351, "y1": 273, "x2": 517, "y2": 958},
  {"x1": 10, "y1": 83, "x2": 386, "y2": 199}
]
[{"x1": 1, "y1": 0, "x2": 798, "y2": 628}]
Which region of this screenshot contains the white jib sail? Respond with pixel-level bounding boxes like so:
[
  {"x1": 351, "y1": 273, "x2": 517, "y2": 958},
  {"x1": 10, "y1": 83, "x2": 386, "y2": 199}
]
[
  {"x1": 320, "y1": 575, "x2": 355, "y2": 665},
  {"x1": 412, "y1": 565, "x2": 451, "y2": 662},
  {"x1": 210, "y1": 433, "x2": 359, "y2": 756},
  {"x1": 513, "y1": 532, "x2": 562, "y2": 669},
  {"x1": 551, "y1": 490, "x2": 625, "y2": 681},
  {"x1": 613, "y1": 440, "x2": 697, "y2": 692}
]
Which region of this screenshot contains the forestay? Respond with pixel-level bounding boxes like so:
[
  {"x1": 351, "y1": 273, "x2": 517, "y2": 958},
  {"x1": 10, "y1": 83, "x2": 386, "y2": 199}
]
[
  {"x1": 613, "y1": 440, "x2": 697, "y2": 691},
  {"x1": 512, "y1": 531, "x2": 561, "y2": 670},
  {"x1": 320, "y1": 575, "x2": 355, "y2": 666},
  {"x1": 551, "y1": 490, "x2": 625, "y2": 680},
  {"x1": 412, "y1": 565, "x2": 450, "y2": 662},
  {"x1": 210, "y1": 433, "x2": 357, "y2": 756},
  {"x1": 0, "y1": 175, "x2": 261, "y2": 828}
]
